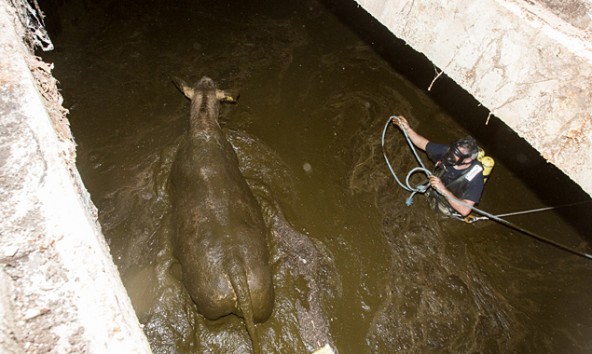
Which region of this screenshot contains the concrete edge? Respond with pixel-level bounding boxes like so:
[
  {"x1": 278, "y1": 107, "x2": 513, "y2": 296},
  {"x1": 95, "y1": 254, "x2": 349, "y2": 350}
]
[
  {"x1": 354, "y1": 0, "x2": 592, "y2": 197},
  {"x1": 0, "y1": 0, "x2": 152, "y2": 352}
]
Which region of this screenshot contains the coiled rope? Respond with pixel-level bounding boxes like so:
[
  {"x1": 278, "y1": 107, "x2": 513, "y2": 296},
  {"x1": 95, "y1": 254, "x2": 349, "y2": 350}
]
[
  {"x1": 382, "y1": 115, "x2": 592, "y2": 261},
  {"x1": 381, "y1": 116, "x2": 432, "y2": 206}
]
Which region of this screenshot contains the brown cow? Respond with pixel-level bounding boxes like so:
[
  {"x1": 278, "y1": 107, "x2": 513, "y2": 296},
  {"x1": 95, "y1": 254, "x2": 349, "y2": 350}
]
[{"x1": 169, "y1": 76, "x2": 274, "y2": 353}]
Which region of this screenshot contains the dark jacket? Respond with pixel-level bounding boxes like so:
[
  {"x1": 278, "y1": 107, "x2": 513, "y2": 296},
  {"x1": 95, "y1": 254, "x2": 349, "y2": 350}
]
[{"x1": 426, "y1": 142, "x2": 484, "y2": 203}]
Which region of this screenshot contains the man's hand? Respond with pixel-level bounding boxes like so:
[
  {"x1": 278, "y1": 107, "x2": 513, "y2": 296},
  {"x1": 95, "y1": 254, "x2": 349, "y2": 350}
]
[
  {"x1": 391, "y1": 116, "x2": 409, "y2": 132},
  {"x1": 390, "y1": 115, "x2": 429, "y2": 151},
  {"x1": 429, "y1": 175, "x2": 446, "y2": 194}
]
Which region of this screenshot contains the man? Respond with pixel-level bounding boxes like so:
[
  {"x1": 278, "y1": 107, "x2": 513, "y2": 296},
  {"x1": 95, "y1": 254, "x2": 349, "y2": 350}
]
[{"x1": 392, "y1": 116, "x2": 484, "y2": 217}]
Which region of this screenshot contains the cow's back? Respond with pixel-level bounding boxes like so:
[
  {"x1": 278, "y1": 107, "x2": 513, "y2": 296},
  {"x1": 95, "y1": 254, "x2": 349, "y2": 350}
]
[{"x1": 169, "y1": 79, "x2": 273, "y2": 324}]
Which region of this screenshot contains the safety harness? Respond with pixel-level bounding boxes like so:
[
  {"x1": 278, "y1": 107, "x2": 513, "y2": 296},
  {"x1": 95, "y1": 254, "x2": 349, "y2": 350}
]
[{"x1": 426, "y1": 160, "x2": 483, "y2": 220}]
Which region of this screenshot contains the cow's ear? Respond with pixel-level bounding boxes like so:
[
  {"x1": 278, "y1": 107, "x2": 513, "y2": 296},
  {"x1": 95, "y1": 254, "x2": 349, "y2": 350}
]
[
  {"x1": 172, "y1": 77, "x2": 194, "y2": 100},
  {"x1": 216, "y1": 90, "x2": 239, "y2": 104}
]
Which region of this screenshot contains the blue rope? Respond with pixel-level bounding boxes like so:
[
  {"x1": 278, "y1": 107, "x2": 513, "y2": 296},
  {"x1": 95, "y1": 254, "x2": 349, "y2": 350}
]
[
  {"x1": 381, "y1": 116, "x2": 432, "y2": 206},
  {"x1": 381, "y1": 115, "x2": 592, "y2": 261}
]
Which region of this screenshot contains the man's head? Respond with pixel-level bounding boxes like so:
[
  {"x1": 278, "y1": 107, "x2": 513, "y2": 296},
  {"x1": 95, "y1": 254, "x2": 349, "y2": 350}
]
[{"x1": 444, "y1": 136, "x2": 478, "y2": 166}]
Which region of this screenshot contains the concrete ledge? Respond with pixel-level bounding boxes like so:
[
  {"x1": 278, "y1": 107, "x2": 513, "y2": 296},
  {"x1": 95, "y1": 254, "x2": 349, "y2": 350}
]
[
  {"x1": 0, "y1": 0, "x2": 152, "y2": 351},
  {"x1": 354, "y1": 0, "x2": 592, "y2": 196}
]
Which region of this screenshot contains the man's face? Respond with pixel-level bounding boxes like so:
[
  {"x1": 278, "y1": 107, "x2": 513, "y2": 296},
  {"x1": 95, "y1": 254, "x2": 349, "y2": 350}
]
[
  {"x1": 444, "y1": 145, "x2": 473, "y2": 166},
  {"x1": 456, "y1": 147, "x2": 473, "y2": 165}
]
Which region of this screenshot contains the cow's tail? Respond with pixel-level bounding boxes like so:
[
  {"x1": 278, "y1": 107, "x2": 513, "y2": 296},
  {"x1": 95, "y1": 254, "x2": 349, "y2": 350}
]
[{"x1": 229, "y1": 261, "x2": 261, "y2": 354}]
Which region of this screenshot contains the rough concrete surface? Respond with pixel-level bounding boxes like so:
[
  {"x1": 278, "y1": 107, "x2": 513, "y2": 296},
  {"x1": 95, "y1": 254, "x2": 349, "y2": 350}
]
[
  {"x1": 0, "y1": 0, "x2": 152, "y2": 352},
  {"x1": 354, "y1": 0, "x2": 592, "y2": 197}
]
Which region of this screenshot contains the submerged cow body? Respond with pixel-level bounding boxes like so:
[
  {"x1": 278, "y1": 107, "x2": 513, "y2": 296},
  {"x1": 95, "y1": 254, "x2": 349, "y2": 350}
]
[{"x1": 169, "y1": 76, "x2": 274, "y2": 352}]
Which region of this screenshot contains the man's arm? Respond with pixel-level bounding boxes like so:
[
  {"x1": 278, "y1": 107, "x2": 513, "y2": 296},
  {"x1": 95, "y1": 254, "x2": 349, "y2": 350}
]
[
  {"x1": 429, "y1": 176, "x2": 474, "y2": 216},
  {"x1": 392, "y1": 116, "x2": 429, "y2": 151},
  {"x1": 443, "y1": 193, "x2": 475, "y2": 217}
]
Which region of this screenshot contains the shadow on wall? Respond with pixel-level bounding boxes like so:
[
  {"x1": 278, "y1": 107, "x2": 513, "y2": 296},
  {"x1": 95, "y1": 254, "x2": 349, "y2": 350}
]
[{"x1": 318, "y1": 0, "x2": 592, "y2": 240}]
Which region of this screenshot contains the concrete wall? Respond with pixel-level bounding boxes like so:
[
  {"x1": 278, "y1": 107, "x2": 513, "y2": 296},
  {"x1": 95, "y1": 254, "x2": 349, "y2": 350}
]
[
  {"x1": 354, "y1": 0, "x2": 592, "y2": 197},
  {"x1": 0, "y1": 0, "x2": 152, "y2": 352}
]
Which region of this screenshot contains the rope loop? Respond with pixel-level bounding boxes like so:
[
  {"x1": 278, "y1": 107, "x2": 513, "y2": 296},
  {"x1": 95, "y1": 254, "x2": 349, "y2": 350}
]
[
  {"x1": 381, "y1": 115, "x2": 592, "y2": 261},
  {"x1": 382, "y1": 116, "x2": 432, "y2": 198}
]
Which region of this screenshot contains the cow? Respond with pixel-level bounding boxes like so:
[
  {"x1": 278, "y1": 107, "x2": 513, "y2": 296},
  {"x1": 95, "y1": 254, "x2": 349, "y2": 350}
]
[{"x1": 169, "y1": 76, "x2": 274, "y2": 353}]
